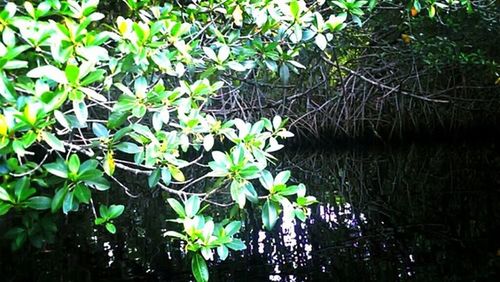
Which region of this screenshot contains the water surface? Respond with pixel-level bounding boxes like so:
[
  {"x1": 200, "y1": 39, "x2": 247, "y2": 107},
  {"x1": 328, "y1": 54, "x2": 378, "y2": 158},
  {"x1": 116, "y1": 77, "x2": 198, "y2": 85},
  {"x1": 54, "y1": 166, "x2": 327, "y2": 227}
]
[{"x1": 1, "y1": 143, "x2": 499, "y2": 281}]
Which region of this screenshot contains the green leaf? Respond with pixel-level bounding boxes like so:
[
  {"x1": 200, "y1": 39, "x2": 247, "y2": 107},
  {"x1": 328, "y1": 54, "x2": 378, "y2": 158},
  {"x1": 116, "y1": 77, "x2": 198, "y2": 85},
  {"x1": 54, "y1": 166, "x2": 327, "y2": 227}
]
[
  {"x1": 108, "y1": 204, "x2": 124, "y2": 219},
  {"x1": 94, "y1": 217, "x2": 106, "y2": 225},
  {"x1": 169, "y1": 165, "x2": 185, "y2": 182},
  {"x1": 42, "y1": 131, "x2": 66, "y2": 152},
  {"x1": 15, "y1": 176, "x2": 35, "y2": 202},
  {"x1": 78, "y1": 168, "x2": 102, "y2": 181},
  {"x1": 0, "y1": 186, "x2": 13, "y2": 203},
  {"x1": 191, "y1": 253, "x2": 209, "y2": 282},
  {"x1": 167, "y1": 198, "x2": 186, "y2": 218},
  {"x1": 274, "y1": 170, "x2": 291, "y2": 185},
  {"x1": 226, "y1": 238, "x2": 246, "y2": 251},
  {"x1": 114, "y1": 142, "x2": 141, "y2": 154},
  {"x1": 65, "y1": 64, "x2": 80, "y2": 84},
  {"x1": 68, "y1": 154, "x2": 80, "y2": 174},
  {"x1": 259, "y1": 170, "x2": 273, "y2": 191},
  {"x1": 279, "y1": 64, "x2": 290, "y2": 84},
  {"x1": 164, "y1": 230, "x2": 188, "y2": 240},
  {"x1": 217, "y1": 45, "x2": 230, "y2": 62},
  {"x1": 51, "y1": 186, "x2": 68, "y2": 213},
  {"x1": 185, "y1": 195, "x2": 200, "y2": 217},
  {"x1": 290, "y1": 0, "x2": 300, "y2": 19},
  {"x1": 161, "y1": 167, "x2": 172, "y2": 185},
  {"x1": 44, "y1": 160, "x2": 68, "y2": 178},
  {"x1": 73, "y1": 100, "x2": 88, "y2": 124},
  {"x1": 0, "y1": 202, "x2": 12, "y2": 215},
  {"x1": 217, "y1": 245, "x2": 229, "y2": 261},
  {"x1": 315, "y1": 33, "x2": 327, "y2": 50},
  {"x1": 106, "y1": 222, "x2": 116, "y2": 234},
  {"x1": 26, "y1": 196, "x2": 52, "y2": 210},
  {"x1": 262, "y1": 199, "x2": 279, "y2": 231},
  {"x1": 84, "y1": 176, "x2": 110, "y2": 191},
  {"x1": 203, "y1": 47, "x2": 218, "y2": 62},
  {"x1": 201, "y1": 220, "x2": 214, "y2": 243},
  {"x1": 100, "y1": 205, "x2": 109, "y2": 218},
  {"x1": 240, "y1": 165, "x2": 261, "y2": 179},
  {"x1": 92, "y1": 123, "x2": 109, "y2": 138},
  {"x1": 294, "y1": 209, "x2": 306, "y2": 222},
  {"x1": 230, "y1": 180, "x2": 246, "y2": 209},
  {"x1": 243, "y1": 182, "x2": 258, "y2": 203},
  {"x1": 27, "y1": 65, "x2": 68, "y2": 84},
  {"x1": 148, "y1": 169, "x2": 160, "y2": 188},
  {"x1": 278, "y1": 185, "x2": 300, "y2": 196},
  {"x1": 224, "y1": 221, "x2": 241, "y2": 237},
  {"x1": 227, "y1": 61, "x2": 246, "y2": 72},
  {"x1": 74, "y1": 183, "x2": 91, "y2": 204},
  {"x1": 62, "y1": 191, "x2": 76, "y2": 214},
  {"x1": 81, "y1": 69, "x2": 105, "y2": 86}
]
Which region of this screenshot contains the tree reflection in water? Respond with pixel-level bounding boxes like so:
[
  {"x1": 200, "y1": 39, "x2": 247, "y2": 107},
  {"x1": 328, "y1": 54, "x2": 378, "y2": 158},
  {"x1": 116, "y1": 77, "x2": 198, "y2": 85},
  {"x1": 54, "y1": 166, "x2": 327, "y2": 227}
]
[{"x1": 1, "y1": 143, "x2": 499, "y2": 281}]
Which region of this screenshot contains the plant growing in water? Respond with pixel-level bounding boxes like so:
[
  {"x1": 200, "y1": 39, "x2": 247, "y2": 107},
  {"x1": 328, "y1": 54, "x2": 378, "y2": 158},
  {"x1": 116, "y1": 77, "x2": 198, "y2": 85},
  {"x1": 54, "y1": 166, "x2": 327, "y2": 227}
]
[{"x1": 0, "y1": 0, "x2": 473, "y2": 280}]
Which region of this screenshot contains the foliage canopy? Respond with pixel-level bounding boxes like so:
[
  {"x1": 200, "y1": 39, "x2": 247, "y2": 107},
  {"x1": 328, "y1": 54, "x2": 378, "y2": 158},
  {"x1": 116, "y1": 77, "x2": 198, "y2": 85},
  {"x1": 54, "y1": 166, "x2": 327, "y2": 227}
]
[{"x1": 0, "y1": 0, "x2": 483, "y2": 280}]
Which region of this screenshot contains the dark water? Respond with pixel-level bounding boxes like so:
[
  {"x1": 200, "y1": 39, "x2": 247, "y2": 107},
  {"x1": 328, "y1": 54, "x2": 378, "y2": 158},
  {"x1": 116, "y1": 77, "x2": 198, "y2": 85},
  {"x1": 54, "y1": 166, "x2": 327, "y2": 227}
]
[{"x1": 1, "y1": 143, "x2": 500, "y2": 281}]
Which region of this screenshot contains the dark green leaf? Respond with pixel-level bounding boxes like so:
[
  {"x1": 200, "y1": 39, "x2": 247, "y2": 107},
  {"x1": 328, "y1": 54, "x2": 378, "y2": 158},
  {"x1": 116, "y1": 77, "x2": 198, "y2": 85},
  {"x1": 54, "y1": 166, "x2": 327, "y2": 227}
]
[
  {"x1": 26, "y1": 196, "x2": 52, "y2": 210},
  {"x1": 51, "y1": 186, "x2": 68, "y2": 213},
  {"x1": 0, "y1": 202, "x2": 12, "y2": 215},
  {"x1": 148, "y1": 169, "x2": 160, "y2": 188},
  {"x1": 262, "y1": 199, "x2": 279, "y2": 231},
  {"x1": 62, "y1": 191, "x2": 76, "y2": 214},
  {"x1": 84, "y1": 176, "x2": 110, "y2": 191},
  {"x1": 14, "y1": 176, "x2": 32, "y2": 202},
  {"x1": 74, "y1": 183, "x2": 91, "y2": 204},
  {"x1": 191, "y1": 253, "x2": 209, "y2": 282}
]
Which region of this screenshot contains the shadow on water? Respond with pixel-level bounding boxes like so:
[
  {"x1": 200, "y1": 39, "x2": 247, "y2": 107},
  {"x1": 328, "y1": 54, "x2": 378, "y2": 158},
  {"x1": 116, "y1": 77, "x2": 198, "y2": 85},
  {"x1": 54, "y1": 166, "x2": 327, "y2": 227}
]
[{"x1": 1, "y1": 143, "x2": 500, "y2": 281}]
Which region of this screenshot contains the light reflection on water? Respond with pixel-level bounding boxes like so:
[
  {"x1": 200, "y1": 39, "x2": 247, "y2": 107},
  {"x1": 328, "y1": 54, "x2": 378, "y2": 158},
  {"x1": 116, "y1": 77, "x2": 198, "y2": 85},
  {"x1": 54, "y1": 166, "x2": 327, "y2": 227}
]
[{"x1": 1, "y1": 144, "x2": 500, "y2": 281}]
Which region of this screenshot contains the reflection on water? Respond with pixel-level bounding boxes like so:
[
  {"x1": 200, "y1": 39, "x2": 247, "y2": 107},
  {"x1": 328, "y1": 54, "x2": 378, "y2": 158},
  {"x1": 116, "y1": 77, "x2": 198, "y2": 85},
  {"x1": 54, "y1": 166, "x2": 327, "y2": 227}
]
[{"x1": 1, "y1": 143, "x2": 500, "y2": 281}]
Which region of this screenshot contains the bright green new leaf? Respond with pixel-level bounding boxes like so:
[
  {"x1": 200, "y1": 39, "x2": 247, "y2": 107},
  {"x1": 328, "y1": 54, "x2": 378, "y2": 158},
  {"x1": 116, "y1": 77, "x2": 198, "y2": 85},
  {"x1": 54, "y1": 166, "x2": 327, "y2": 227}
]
[
  {"x1": 108, "y1": 204, "x2": 125, "y2": 219},
  {"x1": 68, "y1": 154, "x2": 80, "y2": 174},
  {"x1": 106, "y1": 222, "x2": 117, "y2": 234},
  {"x1": 65, "y1": 64, "x2": 80, "y2": 85}
]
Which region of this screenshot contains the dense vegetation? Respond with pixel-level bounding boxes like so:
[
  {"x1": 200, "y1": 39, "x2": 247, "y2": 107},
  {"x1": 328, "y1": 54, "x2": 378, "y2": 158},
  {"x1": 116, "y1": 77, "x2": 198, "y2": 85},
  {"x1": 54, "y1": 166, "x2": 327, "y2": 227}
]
[{"x1": 0, "y1": 0, "x2": 497, "y2": 281}]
